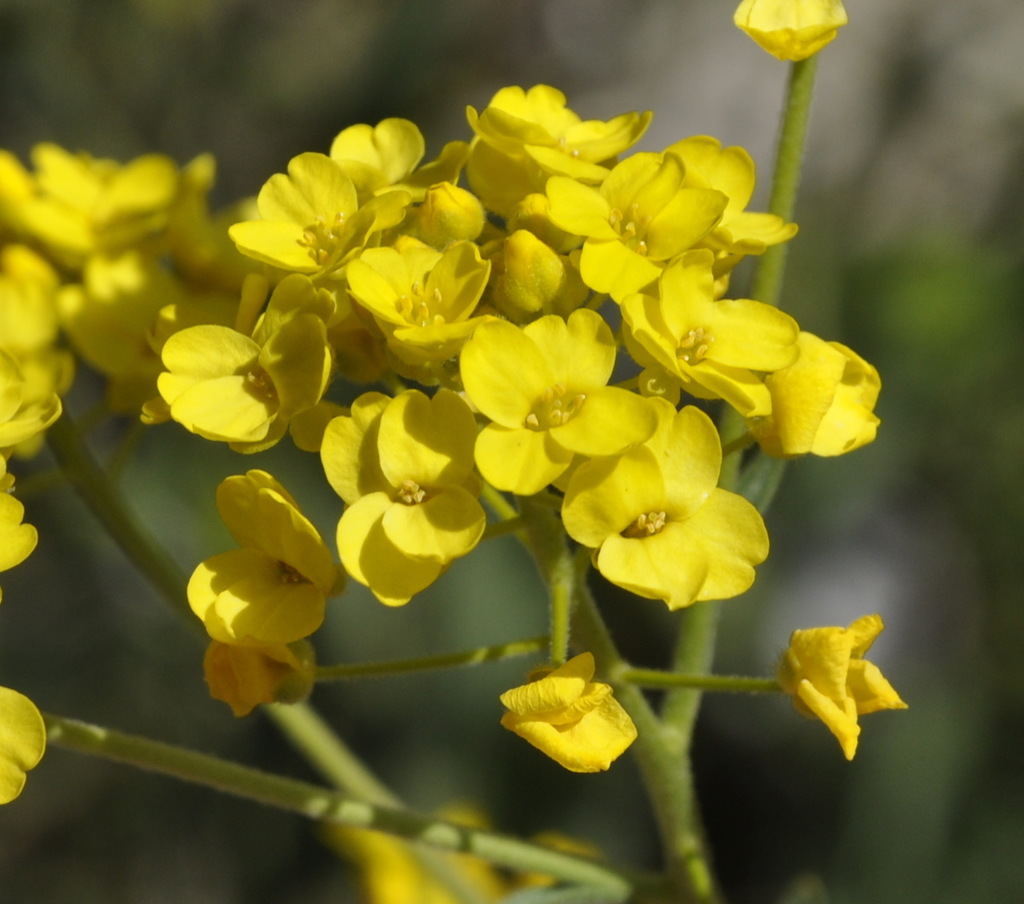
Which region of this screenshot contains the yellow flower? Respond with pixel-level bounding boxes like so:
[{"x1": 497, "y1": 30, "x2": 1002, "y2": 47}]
[
  {"x1": 16, "y1": 143, "x2": 181, "y2": 267},
  {"x1": 748, "y1": 331, "x2": 881, "y2": 457},
  {"x1": 228, "y1": 152, "x2": 410, "y2": 279},
  {"x1": 157, "y1": 275, "x2": 333, "y2": 453},
  {"x1": 734, "y1": 0, "x2": 848, "y2": 62},
  {"x1": 203, "y1": 639, "x2": 316, "y2": 717},
  {"x1": 778, "y1": 614, "x2": 907, "y2": 760},
  {"x1": 460, "y1": 308, "x2": 658, "y2": 495},
  {"x1": 562, "y1": 400, "x2": 768, "y2": 610},
  {"x1": 500, "y1": 652, "x2": 637, "y2": 773},
  {"x1": 666, "y1": 136, "x2": 798, "y2": 258},
  {"x1": 329, "y1": 118, "x2": 469, "y2": 205},
  {"x1": 0, "y1": 347, "x2": 62, "y2": 453},
  {"x1": 546, "y1": 152, "x2": 727, "y2": 301},
  {"x1": 621, "y1": 249, "x2": 799, "y2": 417},
  {"x1": 0, "y1": 492, "x2": 37, "y2": 603},
  {"x1": 188, "y1": 470, "x2": 341, "y2": 646},
  {"x1": 321, "y1": 805, "x2": 511, "y2": 904},
  {"x1": 466, "y1": 84, "x2": 651, "y2": 216},
  {"x1": 345, "y1": 240, "x2": 491, "y2": 366},
  {"x1": 0, "y1": 685, "x2": 46, "y2": 804},
  {"x1": 321, "y1": 390, "x2": 485, "y2": 607}
]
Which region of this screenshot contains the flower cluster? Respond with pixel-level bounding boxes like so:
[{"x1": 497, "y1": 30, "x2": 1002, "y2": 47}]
[{"x1": 0, "y1": 77, "x2": 894, "y2": 788}]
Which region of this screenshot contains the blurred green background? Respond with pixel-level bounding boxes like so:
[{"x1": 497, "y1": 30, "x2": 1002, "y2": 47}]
[{"x1": 2, "y1": 0, "x2": 1024, "y2": 902}]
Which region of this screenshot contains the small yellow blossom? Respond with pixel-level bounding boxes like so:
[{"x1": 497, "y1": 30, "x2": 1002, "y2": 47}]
[
  {"x1": 329, "y1": 118, "x2": 468, "y2": 204},
  {"x1": 734, "y1": 0, "x2": 848, "y2": 62},
  {"x1": 466, "y1": 84, "x2": 651, "y2": 216},
  {"x1": 0, "y1": 685, "x2": 46, "y2": 804},
  {"x1": 778, "y1": 614, "x2": 907, "y2": 760},
  {"x1": 749, "y1": 331, "x2": 880, "y2": 457},
  {"x1": 562, "y1": 400, "x2": 768, "y2": 609},
  {"x1": 321, "y1": 390, "x2": 485, "y2": 606},
  {"x1": 188, "y1": 470, "x2": 342, "y2": 646},
  {"x1": 203, "y1": 639, "x2": 316, "y2": 717},
  {"x1": 157, "y1": 275, "x2": 333, "y2": 452},
  {"x1": 321, "y1": 805, "x2": 511, "y2": 904},
  {"x1": 461, "y1": 308, "x2": 658, "y2": 495},
  {"x1": 16, "y1": 143, "x2": 181, "y2": 267},
  {"x1": 500, "y1": 652, "x2": 637, "y2": 773},
  {"x1": 622, "y1": 249, "x2": 799, "y2": 416},
  {"x1": 667, "y1": 136, "x2": 798, "y2": 259},
  {"x1": 0, "y1": 348, "x2": 62, "y2": 453},
  {"x1": 228, "y1": 152, "x2": 410, "y2": 279},
  {"x1": 345, "y1": 240, "x2": 491, "y2": 366},
  {"x1": 546, "y1": 152, "x2": 727, "y2": 301}
]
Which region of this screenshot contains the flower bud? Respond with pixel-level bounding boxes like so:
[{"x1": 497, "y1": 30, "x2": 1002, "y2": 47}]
[
  {"x1": 491, "y1": 230, "x2": 586, "y2": 322},
  {"x1": 733, "y1": 0, "x2": 848, "y2": 62},
  {"x1": 408, "y1": 181, "x2": 485, "y2": 248}
]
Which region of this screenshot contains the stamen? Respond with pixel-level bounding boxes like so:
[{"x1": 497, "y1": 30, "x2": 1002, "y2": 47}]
[{"x1": 621, "y1": 511, "x2": 667, "y2": 538}]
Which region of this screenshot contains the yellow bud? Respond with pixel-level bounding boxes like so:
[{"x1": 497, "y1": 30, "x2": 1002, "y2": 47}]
[
  {"x1": 733, "y1": 0, "x2": 848, "y2": 62},
  {"x1": 492, "y1": 230, "x2": 587, "y2": 322},
  {"x1": 409, "y1": 181, "x2": 485, "y2": 248}
]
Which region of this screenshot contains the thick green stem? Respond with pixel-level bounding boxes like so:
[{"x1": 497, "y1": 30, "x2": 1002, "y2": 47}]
[
  {"x1": 572, "y1": 587, "x2": 719, "y2": 904},
  {"x1": 750, "y1": 56, "x2": 819, "y2": 308},
  {"x1": 42, "y1": 712, "x2": 637, "y2": 899},
  {"x1": 315, "y1": 635, "x2": 548, "y2": 681}
]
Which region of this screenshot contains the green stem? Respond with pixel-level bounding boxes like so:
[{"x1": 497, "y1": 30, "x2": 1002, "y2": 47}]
[
  {"x1": 45, "y1": 411, "x2": 193, "y2": 621},
  {"x1": 621, "y1": 669, "x2": 781, "y2": 694},
  {"x1": 315, "y1": 635, "x2": 548, "y2": 681},
  {"x1": 480, "y1": 515, "x2": 526, "y2": 541},
  {"x1": 44, "y1": 408, "x2": 490, "y2": 903},
  {"x1": 42, "y1": 711, "x2": 637, "y2": 898},
  {"x1": 518, "y1": 496, "x2": 575, "y2": 666},
  {"x1": 571, "y1": 585, "x2": 718, "y2": 904},
  {"x1": 749, "y1": 56, "x2": 818, "y2": 308}
]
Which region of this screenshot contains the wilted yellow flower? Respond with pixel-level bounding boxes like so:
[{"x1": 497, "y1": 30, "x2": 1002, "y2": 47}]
[
  {"x1": 0, "y1": 685, "x2": 46, "y2": 804},
  {"x1": 778, "y1": 614, "x2": 907, "y2": 760},
  {"x1": 749, "y1": 331, "x2": 880, "y2": 457},
  {"x1": 203, "y1": 639, "x2": 316, "y2": 717},
  {"x1": 734, "y1": 0, "x2": 848, "y2": 62},
  {"x1": 500, "y1": 652, "x2": 637, "y2": 773}
]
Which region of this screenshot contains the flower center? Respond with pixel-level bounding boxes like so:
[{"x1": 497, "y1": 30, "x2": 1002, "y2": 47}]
[
  {"x1": 278, "y1": 561, "x2": 307, "y2": 584},
  {"x1": 396, "y1": 479, "x2": 428, "y2": 505},
  {"x1": 524, "y1": 383, "x2": 586, "y2": 430},
  {"x1": 395, "y1": 282, "x2": 446, "y2": 327},
  {"x1": 676, "y1": 327, "x2": 712, "y2": 365},
  {"x1": 243, "y1": 366, "x2": 278, "y2": 404},
  {"x1": 621, "y1": 511, "x2": 667, "y2": 538},
  {"x1": 298, "y1": 212, "x2": 348, "y2": 266},
  {"x1": 608, "y1": 203, "x2": 649, "y2": 256}
]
